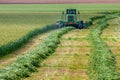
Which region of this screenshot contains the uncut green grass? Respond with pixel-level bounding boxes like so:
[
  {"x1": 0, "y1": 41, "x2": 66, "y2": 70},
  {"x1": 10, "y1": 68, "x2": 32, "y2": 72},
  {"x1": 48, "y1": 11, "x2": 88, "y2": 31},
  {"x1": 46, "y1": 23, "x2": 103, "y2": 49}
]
[
  {"x1": 0, "y1": 4, "x2": 120, "y2": 13},
  {"x1": 0, "y1": 13, "x2": 60, "y2": 45}
]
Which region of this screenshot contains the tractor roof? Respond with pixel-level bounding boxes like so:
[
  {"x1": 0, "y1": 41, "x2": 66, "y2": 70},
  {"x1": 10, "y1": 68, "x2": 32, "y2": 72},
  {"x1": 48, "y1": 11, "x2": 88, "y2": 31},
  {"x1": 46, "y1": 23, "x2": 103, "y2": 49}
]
[
  {"x1": 66, "y1": 9, "x2": 76, "y2": 10},
  {"x1": 66, "y1": 9, "x2": 76, "y2": 14}
]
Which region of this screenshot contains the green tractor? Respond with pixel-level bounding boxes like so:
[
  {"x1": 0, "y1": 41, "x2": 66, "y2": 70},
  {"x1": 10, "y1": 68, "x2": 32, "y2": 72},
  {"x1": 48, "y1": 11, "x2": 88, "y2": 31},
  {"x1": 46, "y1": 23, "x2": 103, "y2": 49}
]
[{"x1": 56, "y1": 9, "x2": 84, "y2": 29}]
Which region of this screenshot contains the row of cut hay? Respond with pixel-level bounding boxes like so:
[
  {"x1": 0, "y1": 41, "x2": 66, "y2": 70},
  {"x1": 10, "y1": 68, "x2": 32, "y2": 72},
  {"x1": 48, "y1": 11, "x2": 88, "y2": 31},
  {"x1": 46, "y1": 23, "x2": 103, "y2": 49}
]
[
  {"x1": 90, "y1": 15, "x2": 106, "y2": 21},
  {"x1": 88, "y1": 16, "x2": 120, "y2": 80},
  {"x1": 0, "y1": 27, "x2": 75, "y2": 80},
  {"x1": 0, "y1": 24, "x2": 57, "y2": 57},
  {"x1": 99, "y1": 10, "x2": 120, "y2": 14},
  {"x1": 85, "y1": 15, "x2": 106, "y2": 27}
]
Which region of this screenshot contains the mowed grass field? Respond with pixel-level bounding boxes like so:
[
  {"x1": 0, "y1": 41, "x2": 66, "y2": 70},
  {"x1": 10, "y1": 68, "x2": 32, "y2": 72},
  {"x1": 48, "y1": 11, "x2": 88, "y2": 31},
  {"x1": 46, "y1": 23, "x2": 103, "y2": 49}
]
[
  {"x1": 22, "y1": 29, "x2": 92, "y2": 80},
  {"x1": 0, "y1": 4, "x2": 120, "y2": 80},
  {"x1": 0, "y1": 4, "x2": 114, "y2": 46}
]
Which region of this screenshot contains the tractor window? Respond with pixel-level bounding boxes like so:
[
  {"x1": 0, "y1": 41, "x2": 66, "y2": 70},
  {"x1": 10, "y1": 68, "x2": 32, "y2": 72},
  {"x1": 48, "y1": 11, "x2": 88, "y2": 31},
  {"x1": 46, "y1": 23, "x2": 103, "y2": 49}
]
[{"x1": 66, "y1": 9, "x2": 76, "y2": 14}]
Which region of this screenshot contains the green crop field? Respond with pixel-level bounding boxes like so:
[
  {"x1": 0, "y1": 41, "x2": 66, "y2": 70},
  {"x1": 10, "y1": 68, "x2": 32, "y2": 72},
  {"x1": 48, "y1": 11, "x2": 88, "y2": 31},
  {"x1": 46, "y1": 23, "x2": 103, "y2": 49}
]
[
  {"x1": 0, "y1": 4, "x2": 120, "y2": 80},
  {"x1": 0, "y1": 4, "x2": 120, "y2": 12},
  {"x1": 0, "y1": 13, "x2": 60, "y2": 45}
]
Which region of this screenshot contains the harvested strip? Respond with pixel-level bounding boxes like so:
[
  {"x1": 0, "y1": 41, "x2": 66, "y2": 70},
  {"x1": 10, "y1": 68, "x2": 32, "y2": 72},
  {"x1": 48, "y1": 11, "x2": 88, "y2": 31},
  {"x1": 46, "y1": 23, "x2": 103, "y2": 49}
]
[
  {"x1": 22, "y1": 28, "x2": 92, "y2": 80},
  {"x1": 113, "y1": 18, "x2": 120, "y2": 72},
  {"x1": 113, "y1": 17, "x2": 120, "y2": 41},
  {"x1": 0, "y1": 32, "x2": 51, "y2": 69}
]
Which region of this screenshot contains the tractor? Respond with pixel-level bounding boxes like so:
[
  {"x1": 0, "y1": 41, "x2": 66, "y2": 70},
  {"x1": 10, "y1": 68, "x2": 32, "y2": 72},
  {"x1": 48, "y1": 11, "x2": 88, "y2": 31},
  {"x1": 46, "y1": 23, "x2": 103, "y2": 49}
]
[{"x1": 56, "y1": 9, "x2": 84, "y2": 29}]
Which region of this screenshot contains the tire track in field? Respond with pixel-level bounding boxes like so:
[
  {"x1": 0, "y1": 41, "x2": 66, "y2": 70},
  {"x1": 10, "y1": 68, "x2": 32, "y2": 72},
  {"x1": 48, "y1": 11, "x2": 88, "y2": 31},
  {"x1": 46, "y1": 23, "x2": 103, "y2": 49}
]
[
  {"x1": 101, "y1": 17, "x2": 120, "y2": 72},
  {"x1": 22, "y1": 24, "x2": 97, "y2": 80},
  {"x1": 0, "y1": 31, "x2": 54, "y2": 69}
]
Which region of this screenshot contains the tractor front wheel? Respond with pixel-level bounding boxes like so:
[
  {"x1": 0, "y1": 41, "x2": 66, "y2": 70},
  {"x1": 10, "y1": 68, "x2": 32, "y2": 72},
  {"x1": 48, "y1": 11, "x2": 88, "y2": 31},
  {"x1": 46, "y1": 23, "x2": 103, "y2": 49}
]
[{"x1": 56, "y1": 21, "x2": 64, "y2": 28}]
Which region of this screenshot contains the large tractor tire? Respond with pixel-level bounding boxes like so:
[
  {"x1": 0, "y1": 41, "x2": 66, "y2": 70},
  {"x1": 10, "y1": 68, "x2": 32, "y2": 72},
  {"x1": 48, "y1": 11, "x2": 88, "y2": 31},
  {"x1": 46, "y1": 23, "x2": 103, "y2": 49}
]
[{"x1": 78, "y1": 20, "x2": 84, "y2": 29}]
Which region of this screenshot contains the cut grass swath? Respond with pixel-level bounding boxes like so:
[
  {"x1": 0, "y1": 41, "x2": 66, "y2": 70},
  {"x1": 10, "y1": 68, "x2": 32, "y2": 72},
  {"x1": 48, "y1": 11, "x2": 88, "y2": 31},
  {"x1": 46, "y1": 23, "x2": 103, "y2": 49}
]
[{"x1": 88, "y1": 16, "x2": 120, "y2": 80}]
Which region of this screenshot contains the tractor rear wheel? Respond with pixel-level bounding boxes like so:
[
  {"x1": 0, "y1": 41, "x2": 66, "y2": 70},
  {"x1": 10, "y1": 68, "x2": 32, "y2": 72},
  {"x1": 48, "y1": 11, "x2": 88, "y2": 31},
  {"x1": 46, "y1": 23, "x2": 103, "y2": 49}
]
[{"x1": 78, "y1": 20, "x2": 84, "y2": 29}]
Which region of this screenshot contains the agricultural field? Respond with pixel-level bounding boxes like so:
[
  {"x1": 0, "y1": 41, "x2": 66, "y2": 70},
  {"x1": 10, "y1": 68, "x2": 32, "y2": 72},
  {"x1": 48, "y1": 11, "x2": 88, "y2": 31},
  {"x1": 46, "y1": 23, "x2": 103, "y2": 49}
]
[
  {"x1": 0, "y1": 4, "x2": 120, "y2": 80},
  {"x1": 0, "y1": 4, "x2": 120, "y2": 46},
  {"x1": 22, "y1": 29, "x2": 91, "y2": 80}
]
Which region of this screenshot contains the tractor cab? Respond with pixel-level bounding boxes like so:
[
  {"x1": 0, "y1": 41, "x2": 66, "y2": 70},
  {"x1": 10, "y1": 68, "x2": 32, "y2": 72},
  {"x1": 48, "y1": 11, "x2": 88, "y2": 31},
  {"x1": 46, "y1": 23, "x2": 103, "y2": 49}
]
[
  {"x1": 56, "y1": 9, "x2": 84, "y2": 29},
  {"x1": 66, "y1": 9, "x2": 77, "y2": 24}
]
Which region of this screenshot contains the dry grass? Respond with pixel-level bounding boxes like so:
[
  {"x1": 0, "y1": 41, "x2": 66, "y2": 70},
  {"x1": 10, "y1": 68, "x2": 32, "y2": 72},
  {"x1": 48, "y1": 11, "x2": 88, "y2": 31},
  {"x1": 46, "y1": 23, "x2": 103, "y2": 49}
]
[
  {"x1": 23, "y1": 67, "x2": 88, "y2": 80},
  {"x1": 56, "y1": 47, "x2": 90, "y2": 54},
  {"x1": 59, "y1": 40, "x2": 89, "y2": 47}
]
